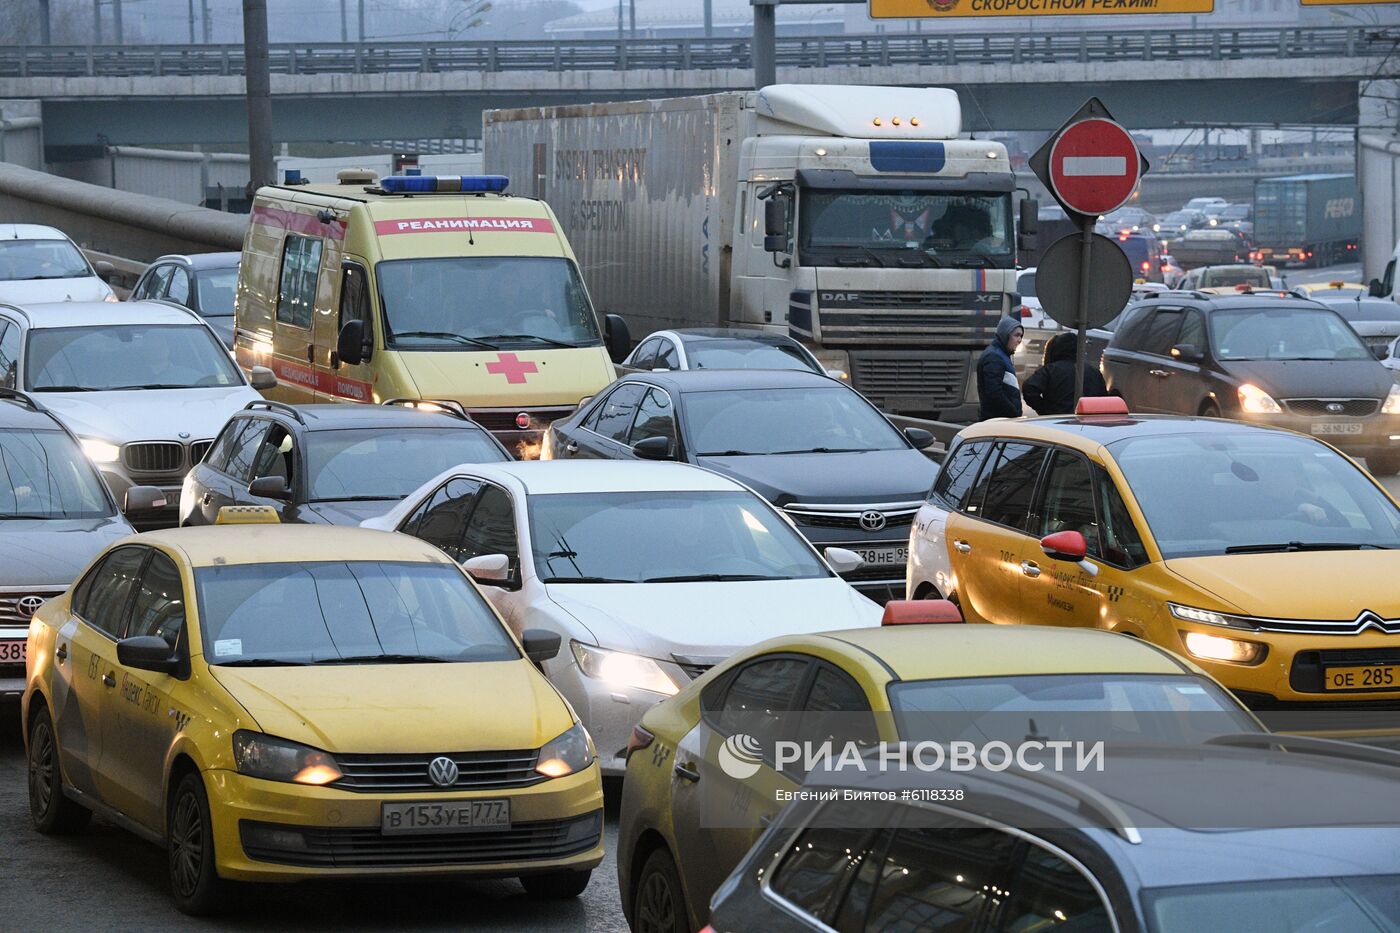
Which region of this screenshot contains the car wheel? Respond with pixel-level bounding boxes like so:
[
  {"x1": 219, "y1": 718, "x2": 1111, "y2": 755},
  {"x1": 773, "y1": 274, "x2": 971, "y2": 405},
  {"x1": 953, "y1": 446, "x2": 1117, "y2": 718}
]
[
  {"x1": 168, "y1": 770, "x2": 228, "y2": 916},
  {"x1": 519, "y1": 868, "x2": 592, "y2": 899},
  {"x1": 1367, "y1": 453, "x2": 1400, "y2": 477},
  {"x1": 28, "y1": 707, "x2": 91, "y2": 834},
  {"x1": 634, "y1": 848, "x2": 688, "y2": 933},
  {"x1": 1199, "y1": 401, "x2": 1221, "y2": 419}
]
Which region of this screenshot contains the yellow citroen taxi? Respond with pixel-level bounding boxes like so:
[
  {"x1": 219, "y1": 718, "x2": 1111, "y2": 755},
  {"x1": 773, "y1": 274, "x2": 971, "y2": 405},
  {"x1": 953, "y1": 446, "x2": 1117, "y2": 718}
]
[
  {"x1": 616, "y1": 611, "x2": 1261, "y2": 932},
  {"x1": 23, "y1": 513, "x2": 602, "y2": 915},
  {"x1": 908, "y1": 397, "x2": 1400, "y2": 711}
]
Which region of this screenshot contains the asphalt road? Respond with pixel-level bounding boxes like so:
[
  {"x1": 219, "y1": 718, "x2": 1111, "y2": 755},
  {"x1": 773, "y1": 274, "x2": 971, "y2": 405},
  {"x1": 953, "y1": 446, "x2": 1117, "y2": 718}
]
[{"x1": 0, "y1": 712, "x2": 628, "y2": 932}]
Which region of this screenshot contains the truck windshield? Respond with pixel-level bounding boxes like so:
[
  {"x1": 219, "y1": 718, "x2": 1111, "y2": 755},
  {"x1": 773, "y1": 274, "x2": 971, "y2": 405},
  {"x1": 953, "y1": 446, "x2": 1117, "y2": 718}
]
[
  {"x1": 798, "y1": 189, "x2": 1014, "y2": 268},
  {"x1": 377, "y1": 256, "x2": 602, "y2": 350}
]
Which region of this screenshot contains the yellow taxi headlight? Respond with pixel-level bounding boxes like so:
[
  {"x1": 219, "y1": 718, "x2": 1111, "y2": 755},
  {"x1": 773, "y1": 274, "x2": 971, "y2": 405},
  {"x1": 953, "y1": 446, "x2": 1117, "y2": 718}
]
[
  {"x1": 535, "y1": 722, "x2": 594, "y2": 778},
  {"x1": 1168, "y1": 602, "x2": 1257, "y2": 631},
  {"x1": 1181, "y1": 631, "x2": 1266, "y2": 665},
  {"x1": 232, "y1": 730, "x2": 344, "y2": 785}
]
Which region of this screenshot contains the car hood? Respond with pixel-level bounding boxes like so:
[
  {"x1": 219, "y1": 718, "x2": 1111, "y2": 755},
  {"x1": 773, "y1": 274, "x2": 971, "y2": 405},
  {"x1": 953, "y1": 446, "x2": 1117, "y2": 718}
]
[
  {"x1": 210, "y1": 659, "x2": 573, "y2": 753},
  {"x1": 1166, "y1": 552, "x2": 1400, "y2": 620},
  {"x1": 398, "y1": 347, "x2": 614, "y2": 408},
  {"x1": 34, "y1": 385, "x2": 260, "y2": 443},
  {"x1": 693, "y1": 449, "x2": 937, "y2": 507},
  {"x1": 1218, "y1": 359, "x2": 1394, "y2": 401},
  {"x1": 0, "y1": 515, "x2": 132, "y2": 588},
  {"x1": 299, "y1": 499, "x2": 402, "y2": 525},
  {"x1": 544, "y1": 578, "x2": 882, "y2": 659},
  {"x1": 0, "y1": 276, "x2": 113, "y2": 304}
]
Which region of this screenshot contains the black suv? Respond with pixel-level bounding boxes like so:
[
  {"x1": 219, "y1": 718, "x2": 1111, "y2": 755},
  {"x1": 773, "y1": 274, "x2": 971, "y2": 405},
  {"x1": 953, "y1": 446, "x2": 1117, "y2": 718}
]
[
  {"x1": 180, "y1": 400, "x2": 511, "y2": 526},
  {"x1": 1102, "y1": 291, "x2": 1400, "y2": 474}
]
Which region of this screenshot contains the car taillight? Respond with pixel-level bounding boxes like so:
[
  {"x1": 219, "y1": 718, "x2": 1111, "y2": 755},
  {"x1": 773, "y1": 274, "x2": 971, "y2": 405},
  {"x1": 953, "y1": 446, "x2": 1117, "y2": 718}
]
[
  {"x1": 625, "y1": 725, "x2": 655, "y2": 762},
  {"x1": 1019, "y1": 305, "x2": 1032, "y2": 318},
  {"x1": 1140, "y1": 261, "x2": 1150, "y2": 272}
]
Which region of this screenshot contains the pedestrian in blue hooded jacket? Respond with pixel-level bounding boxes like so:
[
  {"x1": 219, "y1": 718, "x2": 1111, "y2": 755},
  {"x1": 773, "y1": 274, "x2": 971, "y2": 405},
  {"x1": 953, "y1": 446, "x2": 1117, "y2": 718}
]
[{"x1": 977, "y1": 315, "x2": 1024, "y2": 420}]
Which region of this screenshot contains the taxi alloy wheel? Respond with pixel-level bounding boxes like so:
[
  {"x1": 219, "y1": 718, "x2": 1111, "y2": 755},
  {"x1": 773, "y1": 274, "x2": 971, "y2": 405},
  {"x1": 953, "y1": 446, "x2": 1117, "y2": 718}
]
[
  {"x1": 635, "y1": 848, "x2": 687, "y2": 933},
  {"x1": 168, "y1": 771, "x2": 228, "y2": 915},
  {"x1": 27, "y1": 707, "x2": 91, "y2": 834}
]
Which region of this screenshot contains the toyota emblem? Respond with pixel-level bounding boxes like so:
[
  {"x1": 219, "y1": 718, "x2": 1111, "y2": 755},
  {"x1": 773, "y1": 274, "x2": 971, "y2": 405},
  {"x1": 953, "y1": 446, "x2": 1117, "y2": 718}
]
[
  {"x1": 859, "y1": 510, "x2": 887, "y2": 532},
  {"x1": 427, "y1": 756, "x2": 459, "y2": 787},
  {"x1": 1325, "y1": 403, "x2": 1344, "y2": 414},
  {"x1": 16, "y1": 595, "x2": 45, "y2": 618}
]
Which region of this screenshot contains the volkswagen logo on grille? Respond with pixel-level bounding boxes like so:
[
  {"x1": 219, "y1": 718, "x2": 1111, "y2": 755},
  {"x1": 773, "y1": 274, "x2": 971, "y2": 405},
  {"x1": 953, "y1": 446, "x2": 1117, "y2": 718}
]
[
  {"x1": 427, "y1": 756, "x2": 459, "y2": 787},
  {"x1": 859, "y1": 510, "x2": 887, "y2": 532},
  {"x1": 1326, "y1": 403, "x2": 1344, "y2": 414},
  {"x1": 17, "y1": 595, "x2": 45, "y2": 618}
]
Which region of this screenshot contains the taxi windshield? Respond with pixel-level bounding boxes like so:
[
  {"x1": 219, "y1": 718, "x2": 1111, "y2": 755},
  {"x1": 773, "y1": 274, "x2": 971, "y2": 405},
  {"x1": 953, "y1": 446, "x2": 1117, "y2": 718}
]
[
  {"x1": 0, "y1": 428, "x2": 113, "y2": 519},
  {"x1": 687, "y1": 386, "x2": 907, "y2": 456},
  {"x1": 306, "y1": 427, "x2": 508, "y2": 502},
  {"x1": 1109, "y1": 431, "x2": 1400, "y2": 559},
  {"x1": 0, "y1": 238, "x2": 91, "y2": 281},
  {"x1": 377, "y1": 256, "x2": 602, "y2": 350},
  {"x1": 529, "y1": 490, "x2": 829, "y2": 583},
  {"x1": 25, "y1": 324, "x2": 243, "y2": 391},
  {"x1": 1210, "y1": 306, "x2": 1371, "y2": 362},
  {"x1": 195, "y1": 560, "x2": 519, "y2": 665}
]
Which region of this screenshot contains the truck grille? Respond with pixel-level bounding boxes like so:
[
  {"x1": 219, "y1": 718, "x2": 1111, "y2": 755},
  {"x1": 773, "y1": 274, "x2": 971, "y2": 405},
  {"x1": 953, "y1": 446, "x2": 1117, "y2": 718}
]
[
  {"x1": 0, "y1": 590, "x2": 64, "y2": 624},
  {"x1": 1283, "y1": 399, "x2": 1378, "y2": 417},
  {"x1": 333, "y1": 749, "x2": 543, "y2": 792},
  {"x1": 848, "y1": 351, "x2": 969, "y2": 409},
  {"x1": 821, "y1": 291, "x2": 984, "y2": 310},
  {"x1": 122, "y1": 441, "x2": 184, "y2": 473}
]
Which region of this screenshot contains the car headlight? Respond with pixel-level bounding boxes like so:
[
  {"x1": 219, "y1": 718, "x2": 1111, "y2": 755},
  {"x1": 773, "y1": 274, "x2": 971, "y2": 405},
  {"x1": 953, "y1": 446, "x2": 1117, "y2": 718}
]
[
  {"x1": 535, "y1": 722, "x2": 594, "y2": 778},
  {"x1": 232, "y1": 730, "x2": 343, "y2": 785},
  {"x1": 1181, "y1": 631, "x2": 1265, "y2": 665},
  {"x1": 1383, "y1": 386, "x2": 1400, "y2": 415},
  {"x1": 80, "y1": 437, "x2": 121, "y2": 463},
  {"x1": 1168, "y1": 602, "x2": 1259, "y2": 631},
  {"x1": 570, "y1": 641, "x2": 679, "y2": 696},
  {"x1": 1237, "y1": 383, "x2": 1282, "y2": 414}
]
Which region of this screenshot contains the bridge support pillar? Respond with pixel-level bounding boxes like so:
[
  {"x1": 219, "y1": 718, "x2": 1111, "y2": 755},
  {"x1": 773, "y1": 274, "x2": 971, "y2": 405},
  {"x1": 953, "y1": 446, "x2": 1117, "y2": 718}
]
[{"x1": 753, "y1": 0, "x2": 775, "y2": 89}]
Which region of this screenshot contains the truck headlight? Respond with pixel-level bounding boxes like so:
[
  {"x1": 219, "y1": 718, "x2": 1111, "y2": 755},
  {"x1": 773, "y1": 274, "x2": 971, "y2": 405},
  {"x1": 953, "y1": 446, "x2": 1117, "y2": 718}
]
[
  {"x1": 1181, "y1": 631, "x2": 1265, "y2": 665},
  {"x1": 571, "y1": 641, "x2": 679, "y2": 696},
  {"x1": 1382, "y1": 386, "x2": 1400, "y2": 415},
  {"x1": 232, "y1": 731, "x2": 343, "y2": 785},
  {"x1": 80, "y1": 437, "x2": 122, "y2": 463},
  {"x1": 1237, "y1": 383, "x2": 1281, "y2": 414},
  {"x1": 535, "y1": 722, "x2": 594, "y2": 778}
]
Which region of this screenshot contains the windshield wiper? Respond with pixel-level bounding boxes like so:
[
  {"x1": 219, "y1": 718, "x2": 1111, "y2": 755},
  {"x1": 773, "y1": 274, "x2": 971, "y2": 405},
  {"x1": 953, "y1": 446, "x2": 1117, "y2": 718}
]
[
  {"x1": 951, "y1": 255, "x2": 995, "y2": 268},
  {"x1": 831, "y1": 245, "x2": 886, "y2": 268},
  {"x1": 391, "y1": 331, "x2": 499, "y2": 350},
  {"x1": 311, "y1": 654, "x2": 448, "y2": 664},
  {"x1": 642, "y1": 573, "x2": 774, "y2": 583},
  {"x1": 0, "y1": 513, "x2": 59, "y2": 520},
  {"x1": 769, "y1": 447, "x2": 873, "y2": 455},
  {"x1": 697, "y1": 449, "x2": 757, "y2": 457},
  {"x1": 475, "y1": 333, "x2": 579, "y2": 349},
  {"x1": 215, "y1": 658, "x2": 308, "y2": 666},
  {"x1": 108, "y1": 383, "x2": 196, "y2": 390},
  {"x1": 16, "y1": 274, "x2": 82, "y2": 280},
  {"x1": 1224, "y1": 542, "x2": 1390, "y2": 554},
  {"x1": 539, "y1": 575, "x2": 633, "y2": 584},
  {"x1": 30, "y1": 385, "x2": 96, "y2": 392}
]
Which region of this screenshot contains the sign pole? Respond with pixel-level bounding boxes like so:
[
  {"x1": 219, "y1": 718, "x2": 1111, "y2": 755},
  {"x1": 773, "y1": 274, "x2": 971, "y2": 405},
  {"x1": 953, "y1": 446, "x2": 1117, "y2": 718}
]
[{"x1": 1074, "y1": 216, "x2": 1092, "y2": 405}]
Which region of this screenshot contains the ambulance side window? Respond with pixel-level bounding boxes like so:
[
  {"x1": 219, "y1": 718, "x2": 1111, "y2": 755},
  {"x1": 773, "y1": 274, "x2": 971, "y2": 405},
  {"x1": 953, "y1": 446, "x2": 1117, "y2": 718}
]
[
  {"x1": 339, "y1": 262, "x2": 372, "y2": 357},
  {"x1": 276, "y1": 234, "x2": 323, "y2": 330}
]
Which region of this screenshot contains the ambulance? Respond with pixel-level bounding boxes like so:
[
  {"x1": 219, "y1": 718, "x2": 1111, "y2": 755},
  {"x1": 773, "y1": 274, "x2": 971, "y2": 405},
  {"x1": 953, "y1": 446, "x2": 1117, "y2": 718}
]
[{"x1": 233, "y1": 171, "x2": 628, "y2": 454}]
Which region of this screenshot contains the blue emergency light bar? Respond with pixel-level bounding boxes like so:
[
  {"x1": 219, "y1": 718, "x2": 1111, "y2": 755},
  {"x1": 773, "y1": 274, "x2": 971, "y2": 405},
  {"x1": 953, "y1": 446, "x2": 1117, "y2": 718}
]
[{"x1": 378, "y1": 174, "x2": 510, "y2": 194}]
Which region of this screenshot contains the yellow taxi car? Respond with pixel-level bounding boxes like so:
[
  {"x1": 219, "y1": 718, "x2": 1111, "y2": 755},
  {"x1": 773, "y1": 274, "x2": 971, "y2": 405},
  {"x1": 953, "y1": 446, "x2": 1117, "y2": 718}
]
[
  {"x1": 616, "y1": 610, "x2": 1261, "y2": 933},
  {"x1": 908, "y1": 397, "x2": 1400, "y2": 710},
  {"x1": 23, "y1": 512, "x2": 602, "y2": 915}
]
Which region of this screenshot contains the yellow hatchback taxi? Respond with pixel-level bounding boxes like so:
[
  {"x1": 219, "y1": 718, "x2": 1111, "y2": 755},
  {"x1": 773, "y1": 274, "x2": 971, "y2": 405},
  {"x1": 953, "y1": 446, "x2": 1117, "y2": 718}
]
[
  {"x1": 617, "y1": 614, "x2": 1261, "y2": 932},
  {"x1": 23, "y1": 517, "x2": 602, "y2": 915},
  {"x1": 908, "y1": 397, "x2": 1400, "y2": 710},
  {"x1": 234, "y1": 172, "x2": 626, "y2": 454}
]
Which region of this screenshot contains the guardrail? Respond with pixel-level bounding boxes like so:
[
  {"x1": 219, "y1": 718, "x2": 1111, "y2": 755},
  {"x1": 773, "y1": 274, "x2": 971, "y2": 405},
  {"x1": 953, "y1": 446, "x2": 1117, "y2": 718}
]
[{"x1": 0, "y1": 26, "x2": 1391, "y2": 79}]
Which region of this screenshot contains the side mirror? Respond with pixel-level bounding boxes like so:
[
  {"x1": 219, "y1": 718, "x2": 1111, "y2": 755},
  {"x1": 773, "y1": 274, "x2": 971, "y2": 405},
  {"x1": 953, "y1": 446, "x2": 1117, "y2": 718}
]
[
  {"x1": 1370, "y1": 278, "x2": 1387, "y2": 299},
  {"x1": 117, "y1": 635, "x2": 178, "y2": 674},
  {"x1": 249, "y1": 365, "x2": 277, "y2": 391},
  {"x1": 93, "y1": 260, "x2": 116, "y2": 282},
  {"x1": 604, "y1": 313, "x2": 631, "y2": 363},
  {"x1": 519, "y1": 628, "x2": 561, "y2": 663},
  {"x1": 1170, "y1": 343, "x2": 1204, "y2": 363},
  {"x1": 764, "y1": 194, "x2": 788, "y2": 237},
  {"x1": 631, "y1": 435, "x2": 673, "y2": 461},
  {"x1": 462, "y1": 553, "x2": 515, "y2": 588},
  {"x1": 1019, "y1": 197, "x2": 1040, "y2": 237},
  {"x1": 248, "y1": 475, "x2": 292, "y2": 501},
  {"x1": 904, "y1": 427, "x2": 936, "y2": 450},
  {"x1": 124, "y1": 485, "x2": 168, "y2": 513},
  {"x1": 1040, "y1": 530, "x2": 1087, "y2": 562},
  {"x1": 337, "y1": 319, "x2": 365, "y2": 366},
  {"x1": 823, "y1": 546, "x2": 865, "y2": 575}
]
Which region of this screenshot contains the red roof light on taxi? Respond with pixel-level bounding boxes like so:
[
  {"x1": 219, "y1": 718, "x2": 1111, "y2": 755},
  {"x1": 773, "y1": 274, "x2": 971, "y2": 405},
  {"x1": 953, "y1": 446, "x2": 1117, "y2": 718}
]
[
  {"x1": 881, "y1": 599, "x2": 963, "y2": 626},
  {"x1": 1074, "y1": 396, "x2": 1129, "y2": 416}
]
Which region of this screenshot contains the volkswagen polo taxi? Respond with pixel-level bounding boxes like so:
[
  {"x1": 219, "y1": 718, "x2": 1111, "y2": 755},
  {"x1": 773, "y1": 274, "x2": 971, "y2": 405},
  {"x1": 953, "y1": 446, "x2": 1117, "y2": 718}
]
[
  {"x1": 908, "y1": 397, "x2": 1400, "y2": 710},
  {"x1": 23, "y1": 512, "x2": 602, "y2": 914}
]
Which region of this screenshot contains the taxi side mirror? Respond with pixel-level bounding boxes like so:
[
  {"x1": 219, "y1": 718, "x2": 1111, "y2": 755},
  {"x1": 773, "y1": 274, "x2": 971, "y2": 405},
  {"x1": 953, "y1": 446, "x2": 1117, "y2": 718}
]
[
  {"x1": 117, "y1": 635, "x2": 179, "y2": 674},
  {"x1": 337, "y1": 319, "x2": 367, "y2": 366},
  {"x1": 519, "y1": 628, "x2": 561, "y2": 663}
]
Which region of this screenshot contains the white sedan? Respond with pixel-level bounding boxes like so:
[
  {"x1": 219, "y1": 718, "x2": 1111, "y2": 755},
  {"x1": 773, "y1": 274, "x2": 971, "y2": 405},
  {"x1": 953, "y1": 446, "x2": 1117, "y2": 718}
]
[{"x1": 364, "y1": 460, "x2": 882, "y2": 774}]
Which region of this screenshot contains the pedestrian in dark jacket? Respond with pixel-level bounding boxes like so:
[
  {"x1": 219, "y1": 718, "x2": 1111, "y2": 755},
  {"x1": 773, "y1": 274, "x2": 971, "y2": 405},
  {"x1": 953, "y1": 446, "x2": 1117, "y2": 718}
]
[
  {"x1": 977, "y1": 315, "x2": 1024, "y2": 420},
  {"x1": 1023, "y1": 331, "x2": 1109, "y2": 415}
]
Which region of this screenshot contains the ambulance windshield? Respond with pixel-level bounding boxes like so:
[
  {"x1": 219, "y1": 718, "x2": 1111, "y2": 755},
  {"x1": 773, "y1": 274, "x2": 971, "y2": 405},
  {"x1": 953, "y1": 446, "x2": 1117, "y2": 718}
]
[{"x1": 378, "y1": 256, "x2": 602, "y2": 350}]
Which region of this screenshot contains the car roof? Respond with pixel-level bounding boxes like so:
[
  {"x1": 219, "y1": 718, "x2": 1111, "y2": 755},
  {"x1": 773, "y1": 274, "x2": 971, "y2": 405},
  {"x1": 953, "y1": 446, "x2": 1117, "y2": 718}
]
[
  {"x1": 0, "y1": 393, "x2": 66, "y2": 430},
  {"x1": 0, "y1": 299, "x2": 202, "y2": 328},
  {"x1": 1134, "y1": 293, "x2": 1325, "y2": 312},
  {"x1": 149, "y1": 251, "x2": 241, "y2": 270},
  {"x1": 0, "y1": 223, "x2": 71, "y2": 241},
  {"x1": 140, "y1": 524, "x2": 455, "y2": 568},
  {"x1": 426, "y1": 459, "x2": 744, "y2": 496},
  {"x1": 955, "y1": 412, "x2": 1294, "y2": 449},
  {"x1": 623, "y1": 368, "x2": 840, "y2": 393},
  {"x1": 795, "y1": 625, "x2": 1190, "y2": 681},
  {"x1": 669, "y1": 328, "x2": 800, "y2": 346},
  {"x1": 239, "y1": 402, "x2": 488, "y2": 432}
]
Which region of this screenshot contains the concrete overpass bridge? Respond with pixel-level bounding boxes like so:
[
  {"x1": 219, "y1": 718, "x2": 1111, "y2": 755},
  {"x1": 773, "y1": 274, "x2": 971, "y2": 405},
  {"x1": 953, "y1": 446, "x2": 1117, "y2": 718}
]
[{"x1": 2, "y1": 25, "x2": 1394, "y2": 148}]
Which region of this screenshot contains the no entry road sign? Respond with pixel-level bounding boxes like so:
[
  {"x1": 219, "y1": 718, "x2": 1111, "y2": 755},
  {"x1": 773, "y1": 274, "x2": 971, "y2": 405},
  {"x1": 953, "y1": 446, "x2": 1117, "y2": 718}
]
[{"x1": 1048, "y1": 117, "x2": 1141, "y2": 217}]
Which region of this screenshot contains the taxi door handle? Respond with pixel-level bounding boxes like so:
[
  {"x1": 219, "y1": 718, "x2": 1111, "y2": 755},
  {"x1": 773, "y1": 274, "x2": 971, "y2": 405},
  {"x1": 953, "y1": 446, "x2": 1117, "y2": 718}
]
[
  {"x1": 674, "y1": 761, "x2": 700, "y2": 783},
  {"x1": 102, "y1": 671, "x2": 116, "y2": 688},
  {"x1": 953, "y1": 539, "x2": 972, "y2": 553},
  {"x1": 1020, "y1": 560, "x2": 1041, "y2": 578},
  {"x1": 55, "y1": 644, "x2": 68, "y2": 662}
]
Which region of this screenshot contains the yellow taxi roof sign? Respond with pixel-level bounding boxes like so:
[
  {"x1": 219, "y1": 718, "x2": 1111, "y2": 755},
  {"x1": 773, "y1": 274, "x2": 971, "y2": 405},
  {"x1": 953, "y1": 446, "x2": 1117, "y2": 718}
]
[{"x1": 215, "y1": 505, "x2": 282, "y2": 525}]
